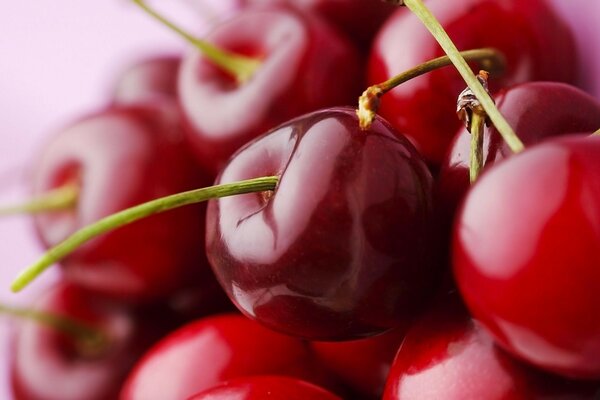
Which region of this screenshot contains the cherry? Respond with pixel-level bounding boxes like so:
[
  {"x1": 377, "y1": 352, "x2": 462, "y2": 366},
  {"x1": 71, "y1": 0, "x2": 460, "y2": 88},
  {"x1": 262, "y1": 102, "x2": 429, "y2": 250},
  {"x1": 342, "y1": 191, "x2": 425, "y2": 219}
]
[
  {"x1": 28, "y1": 103, "x2": 213, "y2": 302},
  {"x1": 175, "y1": 6, "x2": 362, "y2": 173},
  {"x1": 9, "y1": 283, "x2": 167, "y2": 400},
  {"x1": 120, "y1": 313, "x2": 334, "y2": 400},
  {"x1": 312, "y1": 326, "x2": 407, "y2": 398},
  {"x1": 437, "y1": 81, "x2": 600, "y2": 237},
  {"x1": 369, "y1": 0, "x2": 578, "y2": 164},
  {"x1": 453, "y1": 134, "x2": 600, "y2": 379},
  {"x1": 111, "y1": 55, "x2": 181, "y2": 105},
  {"x1": 383, "y1": 296, "x2": 600, "y2": 399},
  {"x1": 206, "y1": 106, "x2": 439, "y2": 340},
  {"x1": 240, "y1": 0, "x2": 396, "y2": 50},
  {"x1": 187, "y1": 376, "x2": 342, "y2": 400}
]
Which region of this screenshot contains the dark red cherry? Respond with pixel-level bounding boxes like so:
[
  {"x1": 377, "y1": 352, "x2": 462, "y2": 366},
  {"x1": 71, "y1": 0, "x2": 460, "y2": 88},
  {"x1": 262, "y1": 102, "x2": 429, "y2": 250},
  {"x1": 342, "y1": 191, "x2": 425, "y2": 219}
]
[
  {"x1": 312, "y1": 326, "x2": 407, "y2": 398},
  {"x1": 32, "y1": 103, "x2": 213, "y2": 302},
  {"x1": 206, "y1": 106, "x2": 439, "y2": 340},
  {"x1": 437, "y1": 82, "x2": 600, "y2": 238},
  {"x1": 120, "y1": 313, "x2": 333, "y2": 400},
  {"x1": 383, "y1": 296, "x2": 600, "y2": 399},
  {"x1": 10, "y1": 283, "x2": 166, "y2": 400},
  {"x1": 454, "y1": 135, "x2": 600, "y2": 379},
  {"x1": 112, "y1": 55, "x2": 181, "y2": 105},
  {"x1": 240, "y1": 0, "x2": 396, "y2": 50},
  {"x1": 179, "y1": 7, "x2": 362, "y2": 173},
  {"x1": 369, "y1": 0, "x2": 578, "y2": 164},
  {"x1": 187, "y1": 376, "x2": 341, "y2": 400}
]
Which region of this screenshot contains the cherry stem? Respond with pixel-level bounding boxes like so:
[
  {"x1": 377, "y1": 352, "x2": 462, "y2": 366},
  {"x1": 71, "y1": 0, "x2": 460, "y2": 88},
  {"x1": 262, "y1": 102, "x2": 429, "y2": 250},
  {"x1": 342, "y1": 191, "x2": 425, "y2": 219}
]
[
  {"x1": 469, "y1": 112, "x2": 485, "y2": 183},
  {"x1": 0, "y1": 183, "x2": 78, "y2": 216},
  {"x1": 399, "y1": 0, "x2": 524, "y2": 153},
  {"x1": 593, "y1": 128, "x2": 600, "y2": 136},
  {"x1": 11, "y1": 176, "x2": 279, "y2": 292},
  {"x1": 132, "y1": 0, "x2": 260, "y2": 83},
  {"x1": 0, "y1": 302, "x2": 108, "y2": 353},
  {"x1": 357, "y1": 47, "x2": 505, "y2": 129}
]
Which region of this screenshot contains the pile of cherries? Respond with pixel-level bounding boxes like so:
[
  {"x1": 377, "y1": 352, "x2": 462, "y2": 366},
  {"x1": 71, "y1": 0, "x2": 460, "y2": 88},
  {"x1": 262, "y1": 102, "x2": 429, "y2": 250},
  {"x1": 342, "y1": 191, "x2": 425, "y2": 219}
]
[{"x1": 4, "y1": 0, "x2": 600, "y2": 399}]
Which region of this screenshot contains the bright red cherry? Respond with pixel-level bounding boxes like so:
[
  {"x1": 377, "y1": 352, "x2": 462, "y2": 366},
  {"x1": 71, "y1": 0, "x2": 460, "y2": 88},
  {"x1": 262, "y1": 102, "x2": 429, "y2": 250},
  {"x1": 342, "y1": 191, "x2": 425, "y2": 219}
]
[
  {"x1": 240, "y1": 0, "x2": 396, "y2": 50},
  {"x1": 178, "y1": 7, "x2": 362, "y2": 173},
  {"x1": 120, "y1": 313, "x2": 334, "y2": 400},
  {"x1": 437, "y1": 82, "x2": 600, "y2": 237},
  {"x1": 31, "y1": 103, "x2": 213, "y2": 302},
  {"x1": 312, "y1": 326, "x2": 407, "y2": 398},
  {"x1": 454, "y1": 135, "x2": 600, "y2": 379},
  {"x1": 10, "y1": 283, "x2": 167, "y2": 400},
  {"x1": 369, "y1": 0, "x2": 578, "y2": 164},
  {"x1": 383, "y1": 297, "x2": 600, "y2": 399},
  {"x1": 112, "y1": 55, "x2": 181, "y2": 105},
  {"x1": 187, "y1": 376, "x2": 341, "y2": 400},
  {"x1": 206, "y1": 106, "x2": 439, "y2": 340}
]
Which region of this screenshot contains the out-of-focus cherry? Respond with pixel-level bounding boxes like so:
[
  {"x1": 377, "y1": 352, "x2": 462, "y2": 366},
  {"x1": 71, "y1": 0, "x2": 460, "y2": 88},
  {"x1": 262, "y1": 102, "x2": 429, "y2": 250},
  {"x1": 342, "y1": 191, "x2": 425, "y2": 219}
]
[
  {"x1": 120, "y1": 313, "x2": 334, "y2": 400},
  {"x1": 384, "y1": 296, "x2": 600, "y2": 399},
  {"x1": 369, "y1": 0, "x2": 578, "y2": 164},
  {"x1": 31, "y1": 103, "x2": 213, "y2": 302},
  {"x1": 187, "y1": 376, "x2": 341, "y2": 400}
]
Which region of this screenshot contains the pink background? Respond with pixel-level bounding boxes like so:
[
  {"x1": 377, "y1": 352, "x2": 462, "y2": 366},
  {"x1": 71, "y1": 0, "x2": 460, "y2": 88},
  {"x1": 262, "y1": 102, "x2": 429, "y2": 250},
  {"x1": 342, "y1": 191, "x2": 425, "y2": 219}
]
[{"x1": 0, "y1": 1, "x2": 598, "y2": 398}]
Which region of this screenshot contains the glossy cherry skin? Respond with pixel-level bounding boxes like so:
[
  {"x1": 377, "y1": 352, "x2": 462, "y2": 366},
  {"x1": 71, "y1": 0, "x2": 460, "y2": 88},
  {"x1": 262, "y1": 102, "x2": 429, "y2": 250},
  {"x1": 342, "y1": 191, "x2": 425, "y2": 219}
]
[
  {"x1": 368, "y1": 0, "x2": 578, "y2": 165},
  {"x1": 206, "y1": 106, "x2": 439, "y2": 340},
  {"x1": 436, "y1": 82, "x2": 600, "y2": 240},
  {"x1": 112, "y1": 55, "x2": 181, "y2": 105},
  {"x1": 120, "y1": 313, "x2": 334, "y2": 400},
  {"x1": 454, "y1": 135, "x2": 600, "y2": 379},
  {"x1": 241, "y1": 0, "x2": 396, "y2": 50},
  {"x1": 32, "y1": 103, "x2": 213, "y2": 302},
  {"x1": 187, "y1": 376, "x2": 341, "y2": 400},
  {"x1": 10, "y1": 283, "x2": 168, "y2": 400},
  {"x1": 312, "y1": 326, "x2": 407, "y2": 399},
  {"x1": 383, "y1": 297, "x2": 600, "y2": 399},
  {"x1": 179, "y1": 7, "x2": 362, "y2": 173}
]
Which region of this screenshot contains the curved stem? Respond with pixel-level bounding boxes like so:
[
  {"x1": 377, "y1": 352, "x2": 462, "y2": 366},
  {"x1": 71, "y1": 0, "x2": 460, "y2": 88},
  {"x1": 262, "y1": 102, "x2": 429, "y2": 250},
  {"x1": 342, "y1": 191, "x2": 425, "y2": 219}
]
[
  {"x1": 0, "y1": 303, "x2": 108, "y2": 353},
  {"x1": 401, "y1": 0, "x2": 524, "y2": 153},
  {"x1": 357, "y1": 47, "x2": 505, "y2": 129},
  {"x1": 0, "y1": 184, "x2": 78, "y2": 216},
  {"x1": 11, "y1": 176, "x2": 279, "y2": 293},
  {"x1": 132, "y1": 0, "x2": 260, "y2": 83}
]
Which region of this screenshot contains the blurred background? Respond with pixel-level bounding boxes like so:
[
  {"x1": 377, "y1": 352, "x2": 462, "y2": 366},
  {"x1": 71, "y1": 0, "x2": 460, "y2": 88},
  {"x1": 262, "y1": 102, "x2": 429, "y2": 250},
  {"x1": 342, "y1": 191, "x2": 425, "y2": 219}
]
[{"x1": 0, "y1": 1, "x2": 598, "y2": 399}]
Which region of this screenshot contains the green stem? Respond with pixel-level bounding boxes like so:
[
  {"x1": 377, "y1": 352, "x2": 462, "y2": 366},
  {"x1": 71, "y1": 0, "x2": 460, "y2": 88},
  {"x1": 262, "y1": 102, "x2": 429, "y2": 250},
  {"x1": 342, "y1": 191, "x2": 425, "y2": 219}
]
[
  {"x1": 11, "y1": 176, "x2": 279, "y2": 293},
  {"x1": 402, "y1": 0, "x2": 524, "y2": 153},
  {"x1": 0, "y1": 184, "x2": 78, "y2": 216},
  {"x1": 357, "y1": 47, "x2": 505, "y2": 129},
  {"x1": 132, "y1": 0, "x2": 260, "y2": 83},
  {"x1": 469, "y1": 112, "x2": 485, "y2": 183},
  {"x1": 0, "y1": 303, "x2": 108, "y2": 353}
]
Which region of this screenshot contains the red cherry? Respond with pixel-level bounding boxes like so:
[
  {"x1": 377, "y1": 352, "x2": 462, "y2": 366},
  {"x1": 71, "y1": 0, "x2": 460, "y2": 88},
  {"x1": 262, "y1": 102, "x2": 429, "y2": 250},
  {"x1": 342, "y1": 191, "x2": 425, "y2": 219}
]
[
  {"x1": 454, "y1": 135, "x2": 600, "y2": 379},
  {"x1": 383, "y1": 297, "x2": 600, "y2": 399},
  {"x1": 369, "y1": 0, "x2": 578, "y2": 164},
  {"x1": 206, "y1": 106, "x2": 439, "y2": 340},
  {"x1": 31, "y1": 103, "x2": 213, "y2": 302},
  {"x1": 112, "y1": 55, "x2": 181, "y2": 105},
  {"x1": 312, "y1": 326, "x2": 407, "y2": 398},
  {"x1": 187, "y1": 376, "x2": 341, "y2": 400},
  {"x1": 178, "y1": 7, "x2": 362, "y2": 173},
  {"x1": 437, "y1": 81, "x2": 600, "y2": 237},
  {"x1": 10, "y1": 283, "x2": 167, "y2": 400},
  {"x1": 120, "y1": 313, "x2": 334, "y2": 400},
  {"x1": 240, "y1": 0, "x2": 396, "y2": 50}
]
